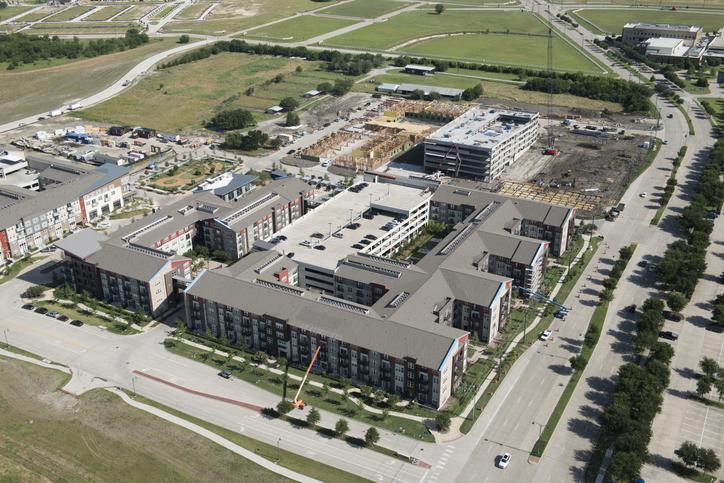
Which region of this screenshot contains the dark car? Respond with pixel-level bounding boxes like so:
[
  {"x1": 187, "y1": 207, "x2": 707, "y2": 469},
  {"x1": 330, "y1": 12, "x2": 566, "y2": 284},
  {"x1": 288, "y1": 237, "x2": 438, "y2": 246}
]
[
  {"x1": 35, "y1": 307, "x2": 49, "y2": 315},
  {"x1": 311, "y1": 232, "x2": 325, "y2": 239},
  {"x1": 360, "y1": 183, "x2": 369, "y2": 187},
  {"x1": 287, "y1": 252, "x2": 295, "y2": 258},
  {"x1": 323, "y1": 122, "x2": 331, "y2": 127},
  {"x1": 638, "y1": 260, "x2": 647, "y2": 267},
  {"x1": 360, "y1": 239, "x2": 372, "y2": 245},
  {"x1": 277, "y1": 235, "x2": 287, "y2": 241},
  {"x1": 365, "y1": 234, "x2": 377, "y2": 240},
  {"x1": 218, "y1": 371, "x2": 232, "y2": 379},
  {"x1": 352, "y1": 244, "x2": 364, "y2": 249},
  {"x1": 70, "y1": 320, "x2": 84, "y2": 327},
  {"x1": 347, "y1": 224, "x2": 358, "y2": 230},
  {"x1": 707, "y1": 324, "x2": 724, "y2": 333},
  {"x1": 314, "y1": 245, "x2": 326, "y2": 251},
  {"x1": 659, "y1": 331, "x2": 679, "y2": 341},
  {"x1": 628, "y1": 304, "x2": 637, "y2": 313},
  {"x1": 349, "y1": 187, "x2": 360, "y2": 193},
  {"x1": 22, "y1": 304, "x2": 34, "y2": 310},
  {"x1": 287, "y1": 149, "x2": 296, "y2": 155},
  {"x1": 57, "y1": 315, "x2": 70, "y2": 322}
]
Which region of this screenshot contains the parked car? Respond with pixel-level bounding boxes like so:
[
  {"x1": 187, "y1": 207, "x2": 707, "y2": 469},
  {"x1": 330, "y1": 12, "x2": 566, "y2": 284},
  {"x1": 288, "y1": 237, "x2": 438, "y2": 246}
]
[
  {"x1": 640, "y1": 192, "x2": 647, "y2": 198},
  {"x1": 638, "y1": 260, "x2": 648, "y2": 267},
  {"x1": 277, "y1": 235, "x2": 287, "y2": 241},
  {"x1": 628, "y1": 304, "x2": 637, "y2": 313},
  {"x1": 311, "y1": 232, "x2": 325, "y2": 239},
  {"x1": 218, "y1": 371, "x2": 232, "y2": 379},
  {"x1": 707, "y1": 324, "x2": 724, "y2": 333},
  {"x1": 352, "y1": 244, "x2": 364, "y2": 249},
  {"x1": 286, "y1": 252, "x2": 295, "y2": 259},
  {"x1": 659, "y1": 331, "x2": 679, "y2": 341},
  {"x1": 40, "y1": 246, "x2": 57, "y2": 253},
  {"x1": 499, "y1": 453, "x2": 511, "y2": 469},
  {"x1": 35, "y1": 307, "x2": 49, "y2": 315},
  {"x1": 347, "y1": 224, "x2": 359, "y2": 230},
  {"x1": 360, "y1": 239, "x2": 372, "y2": 245},
  {"x1": 649, "y1": 264, "x2": 656, "y2": 272},
  {"x1": 70, "y1": 320, "x2": 84, "y2": 327},
  {"x1": 314, "y1": 245, "x2": 326, "y2": 251},
  {"x1": 57, "y1": 315, "x2": 70, "y2": 322},
  {"x1": 46, "y1": 311, "x2": 59, "y2": 318},
  {"x1": 300, "y1": 240, "x2": 312, "y2": 247},
  {"x1": 365, "y1": 234, "x2": 377, "y2": 240},
  {"x1": 332, "y1": 233, "x2": 344, "y2": 238},
  {"x1": 323, "y1": 122, "x2": 331, "y2": 127},
  {"x1": 22, "y1": 304, "x2": 34, "y2": 310},
  {"x1": 540, "y1": 330, "x2": 553, "y2": 341},
  {"x1": 99, "y1": 222, "x2": 111, "y2": 228}
]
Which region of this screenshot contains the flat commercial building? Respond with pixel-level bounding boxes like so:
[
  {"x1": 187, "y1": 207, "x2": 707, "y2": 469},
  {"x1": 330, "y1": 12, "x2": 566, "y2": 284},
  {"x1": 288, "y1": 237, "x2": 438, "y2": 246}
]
[
  {"x1": 423, "y1": 106, "x2": 539, "y2": 182},
  {"x1": 622, "y1": 22, "x2": 702, "y2": 46}
]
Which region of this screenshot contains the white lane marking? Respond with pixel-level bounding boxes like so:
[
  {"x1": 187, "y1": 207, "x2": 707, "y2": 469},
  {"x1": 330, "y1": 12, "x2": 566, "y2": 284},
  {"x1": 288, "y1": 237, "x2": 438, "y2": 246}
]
[{"x1": 153, "y1": 353, "x2": 188, "y2": 366}]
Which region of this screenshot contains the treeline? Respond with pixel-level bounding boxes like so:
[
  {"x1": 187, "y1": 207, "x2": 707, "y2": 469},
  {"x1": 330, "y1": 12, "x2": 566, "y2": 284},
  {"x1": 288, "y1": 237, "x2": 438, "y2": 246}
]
[
  {"x1": 657, "y1": 146, "x2": 686, "y2": 209},
  {"x1": 599, "y1": 297, "x2": 673, "y2": 481},
  {"x1": 655, "y1": 138, "x2": 724, "y2": 296},
  {"x1": 0, "y1": 30, "x2": 149, "y2": 68},
  {"x1": 225, "y1": 130, "x2": 281, "y2": 151},
  {"x1": 524, "y1": 75, "x2": 653, "y2": 113},
  {"x1": 209, "y1": 108, "x2": 255, "y2": 130}
]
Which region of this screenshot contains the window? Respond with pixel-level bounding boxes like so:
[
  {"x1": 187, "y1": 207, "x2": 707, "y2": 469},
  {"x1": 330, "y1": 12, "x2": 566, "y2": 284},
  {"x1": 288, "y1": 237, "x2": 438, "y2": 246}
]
[{"x1": 408, "y1": 362, "x2": 414, "y2": 369}]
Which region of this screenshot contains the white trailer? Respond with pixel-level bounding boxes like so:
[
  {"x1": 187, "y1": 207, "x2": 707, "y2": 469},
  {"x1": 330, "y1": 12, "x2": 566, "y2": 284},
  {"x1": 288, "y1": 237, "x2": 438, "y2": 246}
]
[
  {"x1": 48, "y1": 109, "x2": 63, "y2": 117},
  {"x1": 160, "y1": 133, "x2": 180, "y2": 142},
  {"x1": 68, "y1": 103, "x2": 83, "y2": 110}
]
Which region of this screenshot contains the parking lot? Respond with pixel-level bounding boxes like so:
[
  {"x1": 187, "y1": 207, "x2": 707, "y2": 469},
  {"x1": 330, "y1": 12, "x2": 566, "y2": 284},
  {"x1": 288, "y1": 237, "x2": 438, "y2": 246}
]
[
  {"x1": 677, "y1": 402, "x2": 724, "y2": 454},
  {"x1": 700, "y1": 330, "x2": 724, "y2": 365}
]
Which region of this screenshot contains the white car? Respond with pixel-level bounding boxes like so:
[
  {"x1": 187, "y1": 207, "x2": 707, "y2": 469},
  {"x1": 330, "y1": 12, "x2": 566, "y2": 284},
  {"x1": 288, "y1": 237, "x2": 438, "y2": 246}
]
[
  {"x1": 332, "y1": 232, "x2": 344, "y2": 238},
  {"x1": 649, "y1": 264, "x2": 656, "y2": 272},
  {"x1": 540, "y1": 330, "x2": 552, "y2": 341},
  {"x1": 99, "y1": 222, "x2": 111, "y2": 228},
  {"x1": 499, "y1": 453, "x2": 511, "y2": 469},
  {"x1": 640, "y1": 192, "x2": 647, "y2": 198},
  {"x1": 300, "y1": 240, "x2": 311, "y2": 247}
]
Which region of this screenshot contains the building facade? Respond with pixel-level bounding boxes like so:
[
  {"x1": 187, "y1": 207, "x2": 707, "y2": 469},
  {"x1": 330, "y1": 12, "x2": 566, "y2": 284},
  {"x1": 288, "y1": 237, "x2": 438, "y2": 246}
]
[{"x1": 622, "y1": 22, "x2": 702, "y2": 46}]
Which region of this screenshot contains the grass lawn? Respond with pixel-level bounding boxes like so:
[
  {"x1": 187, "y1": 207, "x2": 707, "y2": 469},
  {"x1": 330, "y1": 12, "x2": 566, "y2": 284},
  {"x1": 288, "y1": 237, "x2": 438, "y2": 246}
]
[
  {"x1": 242, "y1": 15, "x2": 360, "y2": 42},
  {"x1": 177, "y1": 3, "x2": 209, "y2": 19},
  {"x1": 165, "y1": 340, "x2": 436, "y2": 442},
  {"x1": 82, "y1": 5, "x2": 127, "y2": 21},
  {"x1": 570, "y1": 9, "x2": 724, "y2": 35},
  {"x1": 22, "y1": 21, "x2": 138, "y2": 36},
  {"x1": 672, "y1": 463, "x2": 716, "y2": 483},
  {"x1": 46, "y1": 5, "x2": 95, "y2": 21},
  {"x1": 115, "y1": 5, "x2": 158, "y2": 20},
  {"x1": 404, "y1": 33, "x2": 600, "y2": 72},
  {"x1": 0, "y1": 38, "x2": 177, "y2": 125},
  {"x1": 152, "y1": 5, "x2": 176, "y2": 19},
  {"x1": 442, "y1": 66, "x2": 524, "y2": 82},
  {"x1": 681, "y1": 77, "x2": 712, "y2": 95},
  {"x1": 0, "y1": 358, "x2": 303, "y2": 483},
  {"x1": 15, "y1": 8, "x2": 58, "y2": 22},
  {"x1": 325, "y1": 10, "x2": 546, "y2": 50},
  {"x1": 33, "y1": 300, "x2": 140, "y2": 335},
  {"x1": 163, "y1": 0, "x2": 326, "y2": 35},
  {"x1": 355, "y1": 72, "x2": 621, "y2": 112},
  {"x1": 321, "y1": 0, "x2": 412, "y2": 18},
  {"x1": 77, "y1": 53, "x2": 353, "y2": 132},
  {"x1": 0, "y1": 5, "x2": 33, "y2": 20},
  {"x1": 109, "y1": 208, "x2": 152, "y2": 219}
]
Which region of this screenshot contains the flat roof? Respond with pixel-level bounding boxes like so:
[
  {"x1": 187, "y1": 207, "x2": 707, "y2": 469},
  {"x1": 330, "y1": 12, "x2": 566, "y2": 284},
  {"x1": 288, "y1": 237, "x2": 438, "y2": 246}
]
[
  {"x1": 405, "y1": 65, "x2": 435, "y2": 71},
  {"x1": 271, "y1": 183, "x2": 431, "y2": 270},
  {"x1": 426, "y1": 105, "x2": 538, "y2": 150},
  {"x1": 646, "y1": 37, "x2": 683, "y2": 48},
  {"x1": 624, "y1": 22, "x2": 701, "y2": 32},
  {"x1": 397, "y1": 83, "x2": 464, "y2": 97}
]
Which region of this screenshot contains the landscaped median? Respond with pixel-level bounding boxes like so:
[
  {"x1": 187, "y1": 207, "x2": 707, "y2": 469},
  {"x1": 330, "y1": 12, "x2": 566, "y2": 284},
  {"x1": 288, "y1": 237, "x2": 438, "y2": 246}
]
[
  {"x1": 652, "y1": 146, "x2": 686, "y2": 225},
  {"x1": 164, "y1": 337, "x2": 436, "y2": 442},
  {"x1": 459, "y1": 235, "x2": 603, "y2": 435}
]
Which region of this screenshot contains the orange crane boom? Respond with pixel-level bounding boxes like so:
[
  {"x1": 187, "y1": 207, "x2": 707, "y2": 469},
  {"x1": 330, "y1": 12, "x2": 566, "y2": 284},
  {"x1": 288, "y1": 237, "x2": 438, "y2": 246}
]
[{"x1": 292, "y1": 346, "x2": 322, "y2": 408}]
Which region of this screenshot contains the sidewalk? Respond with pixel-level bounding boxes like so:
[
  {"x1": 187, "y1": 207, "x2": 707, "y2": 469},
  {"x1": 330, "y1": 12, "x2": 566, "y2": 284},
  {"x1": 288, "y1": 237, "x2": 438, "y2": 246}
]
[{"x1": 443, "y1": 234, "x2": 596, "y2": 440}]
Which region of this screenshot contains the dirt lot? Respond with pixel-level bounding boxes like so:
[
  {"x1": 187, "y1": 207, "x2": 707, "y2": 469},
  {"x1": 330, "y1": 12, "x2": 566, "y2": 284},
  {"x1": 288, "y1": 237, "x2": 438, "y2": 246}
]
[{"x1": 0, "y1": 357, "x2": 292, "y2": 483}]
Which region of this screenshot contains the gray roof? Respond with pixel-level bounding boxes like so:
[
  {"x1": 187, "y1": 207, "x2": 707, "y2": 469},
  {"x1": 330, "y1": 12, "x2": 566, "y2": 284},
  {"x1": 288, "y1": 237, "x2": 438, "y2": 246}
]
[
  {"x1": 397, "y1": 84, "x2": 464, "y2": 97},
  {"x1": 186, "y1": 270, "x2": 465, "y2": 369},
  {"x1": 80, "y1": 164, "x2": 131, "y2": 197},
  {"x1": 88, "y1": 243, "x2": 179, "y2": 281},
  {"x1": 271, "y1": 170, "x2": 293, "y2": 179},
  {"x1": 53, "y1": 228, "x2": 109, "y2": 259},
  {"x1": 39, "y1": 166, "x2": 83, "y2": 184},
  {"x1": 476, "y1": 231, "x2": 543, "y2": 266},
  {"x1": 212, "y1": 174, "x2": 258, "y2": 197}
]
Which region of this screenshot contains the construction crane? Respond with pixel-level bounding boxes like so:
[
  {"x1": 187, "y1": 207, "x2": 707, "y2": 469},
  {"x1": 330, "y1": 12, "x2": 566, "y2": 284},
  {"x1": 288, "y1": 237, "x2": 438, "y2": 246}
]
[
  {"x1": 434, "y1": 143, "x2": 464, "y2": 177},
  {"x1": 291, "y1": 346, "x2": 321, "y2": 409},
  {"x1": 516, "y1": 286, "x2": 570, "y2": 318},
  {"x1": 544, "y1": 21, "x2": 557, "y2": 156}
]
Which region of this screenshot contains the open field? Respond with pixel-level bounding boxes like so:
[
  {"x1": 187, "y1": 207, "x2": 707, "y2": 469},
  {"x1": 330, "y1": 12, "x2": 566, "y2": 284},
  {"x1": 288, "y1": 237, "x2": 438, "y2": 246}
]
[
  {"x1": 0, "y1": 39, "x2": 177, "y2": 125},
  {"x1": 152, "y1": 5, "x2": 176, "y2": 19},
  {"x1": 570, "y1": 8, "x2": 724, "y2": 34},
  {"x1": 700, "y1": 97, "x2": 724, "y2": 126},
  {"x1": 115, "y1": 5, "x2": 158, "y2": 21},
  {"x1": 21, "y1": 22, "x2": 136, "y2": 35},
  {"x1": 242, "y1": 15, "x2": 359, "y2": 41},
  {"x1": 46, "y1": 5, "x2": 95, "y2": 21},
  {"x1": 76, "y1": 53, "x2": 347, "y2": 132},
  {"x1": 354, "y1": 72, "x2": 621, "y2": 112},
  {"x1": 82, "y1": 5, "x2": 127, "y2": 21},
  {"x1": 321, "y1": 0, "x2": 412, "y2": 18},
  {"x1": 15, "y1": 7, "x2": 58, "y2": 22},
  {"x1": 0, "y1": 357, "x2": 299, "y2": 483},
  {"x1": 176, "y1": 3, "x2": 210, "y2": 19},
  {"x1": 163, "y1": 0, "x2": 327, "y2": 35},
  {"x1": 404, "y1": 33, "x2": 600, "y2": 72},
  {"x1": 0, "y1": 5, "x2": 33, "y2": 20},
  {"x1": 324, "y1": 10, "x2": 547, "y2": 50}
]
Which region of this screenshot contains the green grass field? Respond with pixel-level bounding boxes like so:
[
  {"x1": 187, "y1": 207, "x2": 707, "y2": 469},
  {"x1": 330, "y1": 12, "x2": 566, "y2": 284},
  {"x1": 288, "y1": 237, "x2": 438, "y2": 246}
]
[
  {"x1": 404, "y1": 33, "x2": 600, "y2": 71},
  {"x1": 22, "y1": 22, "x2": 138, "y2": 35},
  {"x1": 570, "y1": 8, "x2": 724, "y2": 35},
  {"x1": 46, "y1": 5, "x2": 95, "y2": 21},
  {"x1": 153, "y1": 5, "x2": 176, "y2": 19},
  {"x1": 163, "y1": 0, "x2": 327, "y2": 35},
  {"x1": 0, "y1": 5, "x2": 33, "y2": 20},
  {"x1": 76, "y1": 53, "x2": 348, "y2": 132},
  {"x1": 115, "y1": 4, "x2": 158, "y2": 21},
  {"x1": 242, "y1": 15, "x2": 360, "y2": 41},
  {"x1": 321, "y1": 0, "x2": 412, "y2": 18},
  {"x1": 82, "y1": 5, "x2": 127, "y2": 21},
  {"x1": 16, "y1": 8, "x2": 57, "y2": 22},
  {"x1": 176, "y1": 3, "x2": 209, "y2": 19},
  {"x1": 324, "y1": 10, "x2": 547, "y2": 50},
  {"x1": 699, "y1": 97, "x2": 724, "y2": 126}
]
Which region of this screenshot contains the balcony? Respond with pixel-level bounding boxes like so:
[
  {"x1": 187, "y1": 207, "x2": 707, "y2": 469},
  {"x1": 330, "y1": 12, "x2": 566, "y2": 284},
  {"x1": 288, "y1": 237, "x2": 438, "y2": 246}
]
[
  {"x1": 300, "y1": 346, "x2": 309, "y2": 354},
  {"x1": 339, "y1": 359, "x2": 349, "y2": 368},
  {"x1": 381, "y1": 371, "x2": 391, "y2": 381},
  {"x1": 359, "y1": 358, "x2": 369, "y2": 366},
  {"x1": 242, "y1": 329, "x2": 252, "y2": 336},
  {"x1": 418, "y1": 384, "x2": 428, "y2": 392},
  {"x1": 192, "y1": 310, "x2": 201, "y2": 319},
  {"x1": 110, "y1": 287, "x2": 118, "y2": 294},
  {"x1": 359, "y1": 366, "x2": 369, "y2": 375}
]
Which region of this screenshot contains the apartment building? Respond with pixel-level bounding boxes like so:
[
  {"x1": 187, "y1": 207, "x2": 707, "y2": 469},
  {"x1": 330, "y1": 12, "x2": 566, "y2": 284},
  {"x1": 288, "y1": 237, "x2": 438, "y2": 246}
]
[
  {"x1": 622, "y1": 22, "x2": 702, "y2": 46},
  {"x1": 423, "y1": 106, "x2": 540, "y2": 182}
]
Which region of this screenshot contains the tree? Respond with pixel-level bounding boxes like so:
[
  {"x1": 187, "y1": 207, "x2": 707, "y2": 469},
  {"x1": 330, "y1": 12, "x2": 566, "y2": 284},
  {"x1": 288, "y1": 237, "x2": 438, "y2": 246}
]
[
  {"x1": 697, "y1": 375, "x2": 713, "y2": 397},
  {"x1": 700, "y1": 357, "x2": 719, "y2": 377},
  {"x1": 675, "y1": 441, "x2": 700, "y2": 468},
  {"x1": 606, "y1": 451, "x2": 643, "y2": 482},
  {"x1": 436, "y1": 412, "x2": 451, "y2": 431},
  {"x1": 279, "y1": 96, "x2": 299, "y2": 112},
  {"x1": 600, "y1": 394, "x2": 631, "y2": 436},
  {"x1": 87, "y1": 297, "x2": 99, "y2": 315},
  {"x1": 598, "y1": 288, "x2": 614, "y2": 305},
  {"x1": 650, "y1": 341, "x2": 675, "y2": 365},
  {"x1": 25, "y1": 285, "x2": 45, "y2": 298},
  {"x1": 338, "y1": 377, "x2": 350, "y2": 389},
  {"x1": 381, "y1": 408, "x2": 390, "y2": 421},
  {"x1": 270, "y1": 138, "x2": 283, "y2": 149},
  {"x1": 365, "y1": 427, "x2": 380, "y2": 446},
  {"x1": 296, "y1": 65, "x2": 303, "y2": 73},
  {"x1": 210, "y1": 109, "x2": 256, "y2": 130},
  {"x1": 277, "y1": 399, "x2": 293, "y2": 415},
  {"x1": 428, "y1": 91, "x2": 442, "y2": 102},
  {"x1": 179, "y1": 34, "x2": 190, "y2": 44},
  {"x1": 306, "y1": 407, "x2": 321, "y2": 428},
  {"x1": 373, "y1": 390, "x2": 385, "y2": 407},
  {"x1": 435, "y1": 3, "x2": 445, "y2": 14},
  {"x1": 570, "y1": 354, "x2": 588, "y2": 372},
  {"x1": 360, "y1": 385, "x2": 373, "y2": 398},
  {"x1": 317, "y1": 82, "x2": 333, "y2": 94},
  {"x1": 387, "y1": 394, "x2": 400, "y2": 408},
  {"x1": 697, "y1": 447, "x2": 722, "y2": 474},
  {"x1": 667, "y1": 291, "x2": 687, "y2": 313},
  {"x1": 254, "y1": 351, "x2": 268, "y2": 368},
  {"x1": 335, "y1": 418, "x2": 350, "y2": 437},
  {"x1": 285, "y1": 112, "x2": 300, "y2": 127},
  {"x1": 322, "y1": 382, "x2": 329, "y2": 395},
  {"x1": 461, "y1": 88, "x2": 476, "y2": 101},
  {"x1": 132, "y1": 305, "x2": 146, "y2": 326},
  {"x1": 276, "y1": 357, "x2": 288, "y2": 369},
  {"x1": 410, "y1": 89, "x2": 425, "y2": 100},
  {"x1": 274, "y1": 74, "x2": 284, "y2": 84},
  {"x1": 602, "y1": 277, "x2": 618, "y2": 290}
]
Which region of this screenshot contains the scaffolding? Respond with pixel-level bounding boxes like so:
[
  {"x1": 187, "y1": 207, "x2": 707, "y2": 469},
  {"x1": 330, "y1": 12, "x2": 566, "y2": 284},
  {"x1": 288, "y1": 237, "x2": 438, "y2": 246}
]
[
  {"x1": 297, "y1": 131, "x2": 362, "y2": 159},
  {"x1": 336, "y1": 153, "x2": 390, "y2": 172}
]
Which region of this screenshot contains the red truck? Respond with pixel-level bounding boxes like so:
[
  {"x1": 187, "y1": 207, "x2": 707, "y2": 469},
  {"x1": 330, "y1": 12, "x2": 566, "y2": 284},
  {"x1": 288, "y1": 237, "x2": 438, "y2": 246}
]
[{"x1": 134, "y1": 140, "x2": 146, "y2": 147}]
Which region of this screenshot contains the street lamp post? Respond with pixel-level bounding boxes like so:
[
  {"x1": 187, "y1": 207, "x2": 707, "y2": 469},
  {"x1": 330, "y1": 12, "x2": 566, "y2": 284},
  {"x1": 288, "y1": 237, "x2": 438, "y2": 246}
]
[
  {"x1": 277, "y1": 438, "x2": 281, "y2": 461},
  {"x1": 3, "y1": 328, "x2": 8, "y2": 348},
  {"x1": 533, "y1": 421, "x2": 547, "y2": 456},
  {"x1": 523, "y1": 310, "x2": 528, "y2": 344},
  {"x1": 132, "y1": 376, "x2": 138, "y2": 397}
]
